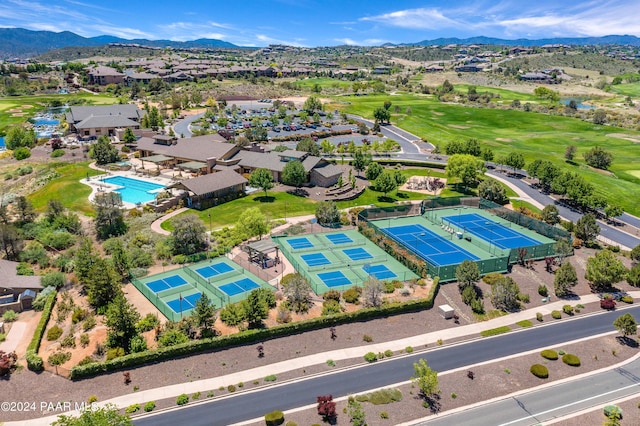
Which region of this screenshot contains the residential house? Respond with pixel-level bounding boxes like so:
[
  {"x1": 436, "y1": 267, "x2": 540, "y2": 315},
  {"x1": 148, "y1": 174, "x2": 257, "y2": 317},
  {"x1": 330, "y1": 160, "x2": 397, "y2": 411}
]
[
  {"x1": 169, "y1": 169, "x2": 247, "y2": 209},
  {"x1": 0, "y1": 259, "x2": 43, "y2": 314},
  {"x1": 66, "y1": 105, "x2": 145, "y2": 139},
  {"x1": 87, "y1": 66, "x2": 126, "y2": 85}
]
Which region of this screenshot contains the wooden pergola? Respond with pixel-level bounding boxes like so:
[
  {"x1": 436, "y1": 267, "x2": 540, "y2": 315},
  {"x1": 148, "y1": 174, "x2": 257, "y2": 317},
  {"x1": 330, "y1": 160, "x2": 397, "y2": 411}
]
[{"x1": 245, "y1": 240, "x2": 280, "y2": 269}]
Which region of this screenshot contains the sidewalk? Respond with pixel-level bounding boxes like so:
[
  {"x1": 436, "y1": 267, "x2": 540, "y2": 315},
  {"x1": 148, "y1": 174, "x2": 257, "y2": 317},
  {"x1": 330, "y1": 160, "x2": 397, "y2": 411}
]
[
  {"x1": 11, "y1": 291, "x2": 639, "y2": 426},
  {"x1": 0, "y1": 321, "x2": 25, "y2": 353},
  {"x1": 149, "y1": 207, "x2": 188, "y2": 236}
]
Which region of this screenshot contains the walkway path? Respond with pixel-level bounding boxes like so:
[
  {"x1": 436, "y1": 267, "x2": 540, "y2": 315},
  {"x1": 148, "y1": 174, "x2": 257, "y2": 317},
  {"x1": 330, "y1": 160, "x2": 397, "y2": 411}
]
[
  {"x1": 0, "y1": 322, "x2": 25, "y2": 353},
  {"x1": 149, "y1": 207, "x2": 188, "y2": 236},
  {"x1": 11, "y1": 292, "x2": 639, "y2": 426}
]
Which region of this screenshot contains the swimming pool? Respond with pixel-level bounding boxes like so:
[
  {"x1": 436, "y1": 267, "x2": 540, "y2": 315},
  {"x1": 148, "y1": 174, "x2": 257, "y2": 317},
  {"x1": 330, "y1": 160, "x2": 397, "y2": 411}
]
[{"x1": 102, "y1": 176, "x2": 165, "y2": 204}]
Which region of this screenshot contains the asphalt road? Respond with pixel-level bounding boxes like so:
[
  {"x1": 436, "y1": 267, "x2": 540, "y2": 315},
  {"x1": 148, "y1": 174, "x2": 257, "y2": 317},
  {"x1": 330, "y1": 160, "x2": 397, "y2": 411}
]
[
  {"x1": 418, "y1": 356, "x2": 640, "y2": 426},
  {"x1": 172, "y1": 112, "x2": 204, "y2": 138},
  {"x1": 134, "y1": 306, "x2": 640, "y2": 426}
]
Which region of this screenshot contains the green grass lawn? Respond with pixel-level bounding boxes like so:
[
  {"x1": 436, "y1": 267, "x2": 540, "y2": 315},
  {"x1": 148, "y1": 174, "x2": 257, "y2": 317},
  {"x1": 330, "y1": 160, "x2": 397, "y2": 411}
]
[
  {"x1": 292, "y1": 77, "x2": 359, "y2": 91},
  {"x1": 610, "y1": 83, "x2": 640, "y2": 98},
  {"x1": 27, "y1": 162, "x2": 95, "y2": 215},
  {"x1": 337, "y1": 92, "x2": 640, "y2": 215}
]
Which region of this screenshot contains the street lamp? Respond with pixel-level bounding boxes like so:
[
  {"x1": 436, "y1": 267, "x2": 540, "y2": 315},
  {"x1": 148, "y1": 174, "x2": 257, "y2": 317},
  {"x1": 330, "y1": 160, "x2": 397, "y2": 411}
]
[{"x1": 208, "y1": 212, "x2": 212, "y2": 234}]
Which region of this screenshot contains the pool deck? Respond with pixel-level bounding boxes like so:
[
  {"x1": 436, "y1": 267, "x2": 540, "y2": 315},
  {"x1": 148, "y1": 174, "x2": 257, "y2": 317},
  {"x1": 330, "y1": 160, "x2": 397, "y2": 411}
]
[{"x1": 84, "y1": 162, "x2": 178, "y2": 209}]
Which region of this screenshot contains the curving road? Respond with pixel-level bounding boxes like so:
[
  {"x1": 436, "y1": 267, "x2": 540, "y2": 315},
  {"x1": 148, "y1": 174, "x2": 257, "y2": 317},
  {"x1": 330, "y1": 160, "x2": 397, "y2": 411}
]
[
  {"x1": 173, "y1": 112, "x2": 204, "y2": 138},
  {"x1": 134, "y1": 306, "x2": 640, "y2": 426}
]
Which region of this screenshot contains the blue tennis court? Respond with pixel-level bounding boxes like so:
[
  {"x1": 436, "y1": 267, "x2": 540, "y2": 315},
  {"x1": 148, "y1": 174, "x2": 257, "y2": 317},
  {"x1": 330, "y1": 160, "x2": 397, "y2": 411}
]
[
  {"x1": 443, "y1": 213, "x2": 542, "y2": 249},
  {"x1": 363, "y1": 264, "x2": 397, "y2": 280},
  {"x1": 382, "y1": 224, "x2": 479, "y2": 266},
  {"x1": 195, "y1": 262, "x2": 235, "y2": 279},
  {"x1": 287, "y1": 237, "x2": 314, "y2": 250},
  {"x1": 343, "y1": 247, "x2": 373, "y2": 261},
  {"x1": 218, "y1": 278, "x2": 261, "y2": 297},
  {"x1": 301, "y1": 253, "x2": 331, "y2": 267},
  {"x1": 146, "y1": 274, "x2": 188, "y2": 293},
  {"x1": 318, "y1": 271, "x2": 352, "y2": 288},
  {"x1": 166, "y1": 292, "x2": 202, "y2": 313},
  {"x1": 326, "y1": 233, "x2": 353, "y2": 245}
]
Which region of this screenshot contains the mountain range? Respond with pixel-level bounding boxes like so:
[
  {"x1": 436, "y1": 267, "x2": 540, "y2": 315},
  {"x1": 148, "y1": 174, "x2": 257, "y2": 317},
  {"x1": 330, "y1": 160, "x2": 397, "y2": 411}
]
[
  {"x1": 0, "y1": 28, "x2": 238, "y2": 59},
  {"x1": 2, "y1": 28, "x2": 640, "y2": 59}
]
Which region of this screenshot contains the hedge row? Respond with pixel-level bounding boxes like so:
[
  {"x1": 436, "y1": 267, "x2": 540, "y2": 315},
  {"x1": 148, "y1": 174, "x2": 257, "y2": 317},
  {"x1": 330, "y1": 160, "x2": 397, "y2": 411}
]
[
  {"x1": 26, "y1": 291, "x2": 57, "y2": 372},
  {"x1": 70, "y1": 283, "x2": 439, "y2": 380}
]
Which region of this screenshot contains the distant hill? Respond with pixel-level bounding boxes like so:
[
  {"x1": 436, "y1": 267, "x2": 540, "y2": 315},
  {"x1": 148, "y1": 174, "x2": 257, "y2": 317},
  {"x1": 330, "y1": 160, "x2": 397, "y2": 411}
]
[
  {"x1": 0, "y1": 28, "x2": 238, "y2": 59},
  {"x1": 406, "y1": 35, "x2": 640, "y2": 47}
]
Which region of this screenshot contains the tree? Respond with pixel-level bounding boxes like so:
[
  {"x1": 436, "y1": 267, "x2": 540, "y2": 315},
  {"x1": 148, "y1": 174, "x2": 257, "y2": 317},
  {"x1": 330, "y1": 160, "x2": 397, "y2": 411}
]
[
  {"x1": 575, "y1": 213, "x2": 599, "y2": 243},
  {"x1": 91, "y1": 135, "x2": 119, "y2": 165},
  {"x1": 94, "y1": 192, "x2": 127, "y2": 240},
  {"x1": 455, "y1": 260, "x2": 480, "y2": 292},
  {"x1": 315, "y1": 201, "x2": 340, "y2": 226},
  {"x1": 296, "y1": 138, "x2": 320, "y2": 156},
  {"x1": 393, "y1": 170, "x2": 407, "y2": 191},
  {"x1": 627, "y1": 263, "x2": 640, "y2": 287},
  {"x1": 347, "y1": 398, "x2": 366, "y2": 426},
  {"x1": 5, "y1": 126, "x2": 36, "y2": 150},
  {"x1": 281, "y1": 160, "x2": 306, "y2": 189},
  {"x1": 554, "y1": 239, "x2": 573, "y2": 265},
  {"x1": 477, "y1": 179, "x2": 508, "y2": 205},
  {"x1": 219, "y1": 303, "x2": 246, "y2": 327},
  {"x1": 122, "y1": 127, "x2": 137, "y2": 144},
  {"x1": 320, "y1": 139, "x2": 335, "y2": 155},
  {"x1": 45, "y1": 199, "x2": 66, "y2": 223},
  {"x1": 317, "y1": 395, "x2": 337, "y2": 422},
  {"x1": 528, "y1": 160, "x2": 560, "y2": 188},
  {"x1": 412, "y1": 358, "x2": 440, "y2": 405},
  {"x1": 554, "y1": 262, "x2": 578, "y2": 297},
  {"x1": 74, "y1": 237, "x2": 98, "y2": 284},
  {"x1": 0, "y1": 224, "x2": 23, "y2": 260},
  {"x1": 504, "y1": 152, "x2": 525, "y2": 173},
  {"x1": 105, "y1": 295, "x2": 140, "y2": 352},
  {"x1": 383, "y1": 100, "x2": 392, "y2": 110},
  {"x1": 373, "y1": 107, "x2": 391, "y2": 124},
  {"x1": 171, "y1": 214, "x2": 206, "y2": 255},
  {"x1": 362, "y1": 276, "x2": 384, "y2": 307},
  {"x1": 52, "y1": 404, "x2": 133, "y2": 426},
  {"x1": 109, "y1": 239, "x2": 130, "y2": 280},
  {"x1": 583, "y1": 146, "x2": 612, "y2": 170},
  {"x1": 236, "y1": 207, "x2": 268, "y2": 240},
  {"x1": 541, "y1": 205, "x2": 560, "y2": 225},
  {"x1": 242, "y1": 288, "x2": 269, "y2": 328},
  {"x1": 193, "y1": 293, "x2": 216, "y2": 332},
  {"x1": 565, "y1": 145, "x2": 577, "y2": 161},
  {"x1": 247, "y1": 168, "x2": 274, "y2": 197},
  {"x1": 593, "y1": 109, "x2": 607, "y2": 125},
  {"x1": 15, "y1": 196, "x2": 36, "y2": 223},
  {"x1": 86, "y1": 257, "x2": 122, "y2": 310},
  {"x1": 352, "y1": 149, "x2": 371, "y2": 176},
  {"x1": 372, "y1": 170, "x2": 397, "y2": 196},
  {"x1": 303, "y1": 96, "x2": 323, "y2": 113},
  {"x1": 585, "y1": 250, "x2": 627, "y2": 292},
  {"x1": 365, "y1": 162, "x2": 383, "y2": 181},
  {"x1": 490, "y1": 276, "x2": 521, "y2": 311},
  {"x1": 481, "y1": 146, "x2": 494, "y2": 162},
  {"x1": 446, "y1": 154, "x2": 485, "y2": 189},
  {"x1": 613, "y1": 313, "x2": 637, "y2": 338},
  {"x1": 604, "y1": 204, "x2": 624, "y2": 221},
  {"x1": 631, "y1": 244, "x2": 640, "y2": 262},
  {"x1": 441, "y1": 79, "x2": 454, "y2": 93},
  {"x1": 282, "y1": 273, "x2": 312, "y2": 313}
]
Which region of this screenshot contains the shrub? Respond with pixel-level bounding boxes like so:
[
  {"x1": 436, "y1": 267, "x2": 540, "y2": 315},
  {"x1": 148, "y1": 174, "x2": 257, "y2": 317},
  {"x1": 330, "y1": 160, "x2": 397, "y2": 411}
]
[
  {"x1": 87, "y1": 395, "x2": 98, "y2": 404},
  {"x1": 176, "y1": 394, "x2": 189, "y2": 405},
  {"x1": 380, "y1": 411, "x2": 389, "y2": 419},
  {"x1": 2, "y1": 310, "x2": 17, "y2": 322},
  {"x1": 125, "y1": 404, "x2": 140, "y2": 414},
  {"x1": 530, "y1": 364, "x2": 549, "y2": 378},
  {"x1": 264, "y1": 410, "x2": 285, "y2": 426},
  {"x1": 343, "y1": 287, "x2": 361, "y2": 304},
  {"x1": 362, "y1": 334, "x2": 373, "y2": 342},
  {"x1": 322, "y1": 299, "x2": 342, "y2": 316},
  {"x1": 364, "y1": 352, "x2": 377, "y2": 363},
  {"x1": 517, "y1": 293, "x2": 530, "y2": 303},
  {"x1": 106, "y1": 347, "x2": 125, "y2": 361},
  {"x1": 601, "y1": 297, "x2": 616, "y2": 310},
  {"x1": 482, "y1": 273, "x2": 502, "y2": 285},
  {"x1": 83, "y1": 316, "x2": 97, "y2": 331},
  {"x1": 562, "y1": 354, "x2": 581, "y2": 366},
  {"x1": 540, "y1": 349, "x2": 559, "y2": 360},
  {"x1": 383, "y1": 281, "x2": 395, "y2": 293},
  {"x1": 46, "y1": 325, "x2": 63, "y2": 341},
  {"x1": 77, "y1": 356, "x2": 95, "y2": 366},
  {"x1": 405, "y1": 346, "x2": 414, "y2": 353},
  {"x1": 51, "y1": 149, "x2": 65, "y2": 158},
  {"x1": 285, "y1": 422, "x2": 298, "y2": 426},
  {"x1": 537, "y1": 285, "x2": 548, "y2": 296},
  {"x1": 620, "y1": 295, "x2": 633, "y2": 304},
  {"x1": 71, "y1": 307, "x2": 88, "y2": 324},
  {"x1": 264, "y1": 374, "x2": 277, "y2": 382},
  {"x1": 551, "y1": 310, "x2": 562, "y2": 319},
  {"x1": 384, "y1": 349, "x2": 393, "y2": 358},
  {"x1": 60, "y1": 334, "x2": 76, "y2": 348},
  {"x1": 516, "y1": 320, "x2": 533, "y2": 328},
  {"x1": 480, "y1": 326, "x2": 511, "y2": 337},
  {"x1": 366, "y1": 388, "x2": 402, "y2": 405},
  {"x1": 144, "y1": 401, "x2": 156, "y2": 412},
  {"x1": 227, "y1": 385, "x2": 236, "y2": 392},
  {"x1": 562, "y1": 304, "x2": 574, "y2": 315},
  {"x1": 192, "y1": 391, "x2": 201, "y2": 400},
  {"x1": 26, "y1": 351, "x2": 44, "y2": 371},
  {"x1": 136, "y1": 313, "x2": 160, "y2": 333},
  {"x1": 536, "y1": 312, "x2": 543, "y2": 322},
  {"x1": 13, "y1": 146, "x2": 31, "y2": 160},
  {"x1": 603, "y1": 405, "x2": 622, "y2": 420},
  {"x1": 323, "y1": 290, "x2": 340, "y2": 301},
  {"x1": 326, "y1": 359, "x2": 335, "y2": 367}
]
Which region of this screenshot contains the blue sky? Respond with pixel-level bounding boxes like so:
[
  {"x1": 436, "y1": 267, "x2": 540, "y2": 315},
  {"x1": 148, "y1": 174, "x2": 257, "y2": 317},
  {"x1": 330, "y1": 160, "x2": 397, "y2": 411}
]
[{"x1": 1, "y1": 0, "x2": 639, "y2": 46}]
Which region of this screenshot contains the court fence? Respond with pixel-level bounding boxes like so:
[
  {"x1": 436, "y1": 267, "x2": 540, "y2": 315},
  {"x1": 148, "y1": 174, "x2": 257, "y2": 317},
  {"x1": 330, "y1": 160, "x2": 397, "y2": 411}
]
[
  {"x1": 131, "y1": 277, "x2": 182, "y2": 322},
  {"x1": 361, "y1": 220, "x2": 509, "y2": 283},
  {"x1": 357, "y1": 203, "x2": 422, "y2": 221},
  {"x1": 183, "y1": 266, "x2": 231, "y2": 305}
]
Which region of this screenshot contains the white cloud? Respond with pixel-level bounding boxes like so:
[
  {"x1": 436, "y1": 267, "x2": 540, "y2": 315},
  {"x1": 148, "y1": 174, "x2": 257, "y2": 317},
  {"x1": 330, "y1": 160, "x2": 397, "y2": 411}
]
[
  {"x1": 360, "y1": 7, "x2": 460, "y2": 30},
  {"x1": 255, "y1": 34, "x2": 305, "y2": 47},
  {"x1": 90, "y1": 25, "x2": 154, "y2": 40},
  {"x1": 333, "y1": 37, "x2": 389, "y2": 46},
  {"x1": 334, "y1": 38, "x2": 357, "y2": 46}
]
